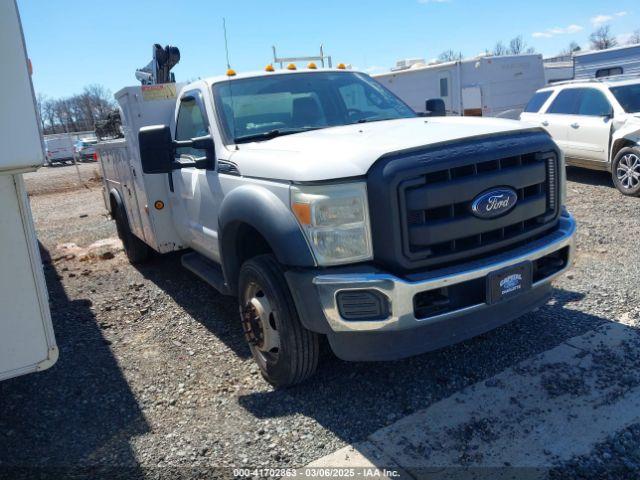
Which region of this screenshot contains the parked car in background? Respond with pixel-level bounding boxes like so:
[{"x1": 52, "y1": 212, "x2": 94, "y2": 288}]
[
  {"x1": 74, "y1": 138, "x2": 98, "y2": 161},
  {"x1": 44, "y1": 136, "x2": 75, "y2": 165},
  {"x1": 521, "y1": 77, "x2": 640, "y2": 196}
]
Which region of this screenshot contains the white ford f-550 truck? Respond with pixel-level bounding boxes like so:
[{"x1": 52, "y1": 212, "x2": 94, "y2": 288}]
[{"x1": 97, "y1": 65, "x2": 576, "y2": 387}]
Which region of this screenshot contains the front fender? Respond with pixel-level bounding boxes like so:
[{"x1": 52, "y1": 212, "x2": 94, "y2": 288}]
[
  {"x1": 611, "y1": 121, "x2": 640, "y2": 160},
  {"x1": 218, "y1": 185, "x2": 315, "y2": 290}
]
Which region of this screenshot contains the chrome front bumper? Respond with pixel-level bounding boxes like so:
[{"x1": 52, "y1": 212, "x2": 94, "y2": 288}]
[{"x1": 312, "y1": 213, "x2": 576, "y2": 333}]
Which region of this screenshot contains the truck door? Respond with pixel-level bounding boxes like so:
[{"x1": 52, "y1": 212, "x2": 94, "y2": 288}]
[{"x1": 170, "y1": 91, "x2": 223, "y2": 261}]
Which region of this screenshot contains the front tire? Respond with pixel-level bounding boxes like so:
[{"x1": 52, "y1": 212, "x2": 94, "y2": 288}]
[
  {"x1": 238, "y1": 254, "x2": 319, "y2": 387},
  {"x1": 113, "y1": 203, "x2": 150, "y2": 264},
  {"x1": 612, "y1": 147, "x2": 640, "y2": 196}
]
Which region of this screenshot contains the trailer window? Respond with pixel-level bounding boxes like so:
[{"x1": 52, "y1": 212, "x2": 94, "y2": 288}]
[
  {"x1": 175, "y1": 97, "x2": 209, "y2": 157},
  {"x1": 439, "y1": 78, "x2": 449, "y2": 98},
  {"x1": 595, "y1": 67, "x2": 623, "y2": 78},
  {"x1": 524, "y1": 91, "x2": 552, "y2": 113}
]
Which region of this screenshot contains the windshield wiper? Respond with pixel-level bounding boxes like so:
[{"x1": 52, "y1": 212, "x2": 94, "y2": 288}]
[
  {"x1": 355, "y1": 117, "x2": 399, "y2": 124},
  {"x1": 234, "y1": 127, "x2": 322, "y2": 144}
]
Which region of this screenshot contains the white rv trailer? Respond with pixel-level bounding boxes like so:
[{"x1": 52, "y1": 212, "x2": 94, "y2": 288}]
[
  {"x1": 543, "y1": 59, "x2": 574, "y2": 84},
  {"x1": 374, "y1": 54, "x2": 545, "y2": 119},
  {"x1": 1, "y1": 0, "x2": 58, "y2": 381},
  {"x1": 574, "y1": 44, "x2": 640, "y2": 80}
]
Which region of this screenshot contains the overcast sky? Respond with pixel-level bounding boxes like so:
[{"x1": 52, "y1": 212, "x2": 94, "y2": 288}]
[{"x1": 18, "y1": 0, "x2": 639, "y2": 99}]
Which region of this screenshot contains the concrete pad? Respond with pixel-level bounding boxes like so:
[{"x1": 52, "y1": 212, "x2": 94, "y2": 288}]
[
  {"x1": 309, "y1": 322, "x2": 640, "y2": 478},
  {"x1": 306, "y1": 441, "x2": 413, "y2": 478}
]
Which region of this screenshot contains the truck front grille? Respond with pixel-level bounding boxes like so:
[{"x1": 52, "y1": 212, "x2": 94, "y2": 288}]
[
  {"x1": 402, "y1": 151, "x2": 557, "y2": 265},
  {"x1": 367, "y1": 131, "x2": 561, "y2": 272}
]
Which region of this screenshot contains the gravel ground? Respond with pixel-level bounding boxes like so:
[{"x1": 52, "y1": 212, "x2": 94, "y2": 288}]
[
  {"x1": 0, "y1": 165, "x2": 638, "y2": 478},
  {"x1": 23, "y1": 161, "x2": 103, "y2": 196}
]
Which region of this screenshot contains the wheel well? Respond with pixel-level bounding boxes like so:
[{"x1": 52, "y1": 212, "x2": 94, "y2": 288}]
[
  {"x1": 109, "y1": 192, "x2": 119, "y2": 216},
  {"x1": 225, "y1": 223, "x2": 274, "y2": 294},
  {"x1": 236, "y1": 224, "x2": 273, "y2": 267},
  {"x1": 611, "y1": 138, "x2": 636, "y2": 162}
]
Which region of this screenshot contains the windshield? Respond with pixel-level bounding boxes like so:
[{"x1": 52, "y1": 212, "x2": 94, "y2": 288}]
[
  {"x1": 212, "y1": 71, "x2": 416, "y2": 144},
  {"x1": 610, "y1": 83, "x2": 640, "y2": 113}
]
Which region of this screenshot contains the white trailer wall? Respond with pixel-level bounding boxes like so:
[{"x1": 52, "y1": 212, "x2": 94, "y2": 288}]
[{"x1": 1, "y1": 0, "x2": 58, "y2": 381}]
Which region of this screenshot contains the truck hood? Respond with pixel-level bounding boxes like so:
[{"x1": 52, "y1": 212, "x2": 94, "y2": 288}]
[{"x1": 229, "y1": 116, "x2": 536, "y2": 182}]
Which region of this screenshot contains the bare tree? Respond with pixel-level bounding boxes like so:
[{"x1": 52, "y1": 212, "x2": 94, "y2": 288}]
[
  {"x1": 628, "y1": 30, "x2": 640, "y2": 45},
  {"x1": 560, "y1": 41, "x2": 582, "y2": 56},
  {"x1": 590, "y1": 25, "x2": 618, "y2": 50},
  {"x1": 507, "y1": 36, "x2": 535, "y2": 55},
  {"x1": 37, "y1": 84, "x2": 115, "y2": 134},
  {"x1": 35, "y1": 93, "x2": 47, "y2": 131},
  {"x1": 42, "y1": 99, "x2": 57, "y2": 133},
  {"x1": 437, "y1": 49, "x2": 463, "y2": 62},
  {"x1": 492, "y1": 41, "x2": 507, "y2": 56}
]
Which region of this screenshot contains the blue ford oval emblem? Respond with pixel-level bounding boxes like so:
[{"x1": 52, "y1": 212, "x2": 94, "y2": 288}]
[{"x1": 471, "y1": 188, "x2": 518, "y2": 219}]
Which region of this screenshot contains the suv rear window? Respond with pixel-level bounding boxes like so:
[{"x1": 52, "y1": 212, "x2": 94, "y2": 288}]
[
  {"x1": 546, "y1": 89, "x2": 581, "y2": 114},
  {"x1": 524, "y1": 91, "x2": 552, "y2": 113}
]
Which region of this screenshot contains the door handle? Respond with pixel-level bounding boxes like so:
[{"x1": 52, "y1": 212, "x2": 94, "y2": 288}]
[
  {"x1": 541, "y1": 121, "x2": 549, "y2": 127},
  {"x1": 571, "y1": 123, "x2": 580, "y2": 129}
]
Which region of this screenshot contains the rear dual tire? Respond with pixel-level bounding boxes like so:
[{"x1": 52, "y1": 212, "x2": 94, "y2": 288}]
[{"x1": 113, "y1": 202, "x2": 150, "y2": 264}]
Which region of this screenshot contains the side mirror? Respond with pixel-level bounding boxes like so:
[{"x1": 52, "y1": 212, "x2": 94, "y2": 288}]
[
  {"x1": 425, "y1": 98, "x2": 446, "y2": 117},
  {"x1": 174, "y1": 134, "x2": 216, "y2": 170},
  {"x1": 139, "y1": 126, "x2": 216, "y2": 174},
  {"x1": 139, "y1": 125, "x2": 173, "y2": 174}
]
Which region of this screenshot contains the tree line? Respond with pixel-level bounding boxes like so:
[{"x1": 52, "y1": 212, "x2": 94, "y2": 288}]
[
  {"x1": 435, "y1": 26, "x2": 640, "y2": 64},
  {"x1": 36, "y1": 84, "x2": 115, "y2": 135}
]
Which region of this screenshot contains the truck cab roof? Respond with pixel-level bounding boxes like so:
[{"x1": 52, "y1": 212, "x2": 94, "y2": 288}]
[{"x1": 196, "y1": 67, "x2": 362, "y2": 90}]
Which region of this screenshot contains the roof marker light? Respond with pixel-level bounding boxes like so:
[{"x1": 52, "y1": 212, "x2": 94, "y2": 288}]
[
  {"x1": 287, "y1": 63, "x2": 297, "y2": 70},
  {"x1": 265, "y1": 64, "x2": 275, "y2": 72},
  {"x1": 307, "y1": 62, "x2": 317, "y2": 69},
  {"x1": 226, "y1": 68, "x2": 236, "y2": 76},
  {"x1": 337, "y1": 63, "x2": 346, "y2": 70}
]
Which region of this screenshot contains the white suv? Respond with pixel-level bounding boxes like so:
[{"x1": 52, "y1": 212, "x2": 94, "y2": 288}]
[{"x1": 521, "y1": 78, "x2": 640, "y2": 196}]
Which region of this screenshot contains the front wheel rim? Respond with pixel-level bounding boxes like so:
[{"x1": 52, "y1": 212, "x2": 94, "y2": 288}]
[
  {"x1": 617, "y1": 153, "x2": 640, "y2": 190},
  {"x1": 241, "y1": 282, "x2": 280, "y2": 363}
]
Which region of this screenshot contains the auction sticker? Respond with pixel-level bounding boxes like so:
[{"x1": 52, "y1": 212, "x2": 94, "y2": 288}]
[{"x1": 141, "y1": 84, "x2": 177, "y2": 101}]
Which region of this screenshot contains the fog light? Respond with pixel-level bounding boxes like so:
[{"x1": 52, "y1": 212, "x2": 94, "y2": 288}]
[{"x1": 336, "y1": 290, "x2": 389, "y2": 321}]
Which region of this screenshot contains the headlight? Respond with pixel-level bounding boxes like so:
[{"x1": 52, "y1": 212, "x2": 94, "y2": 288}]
[{"x1": 290, "y1": 182, "x2": 372, "y2": 266}]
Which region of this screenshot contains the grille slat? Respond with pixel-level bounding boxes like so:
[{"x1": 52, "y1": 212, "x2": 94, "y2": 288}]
[
  {"x1": 408, "y1": 194, "x2": 547, "y2": 246},
  {"x1": 405, "y1": 159, "x2": 546, "y2": 211},
  {"x1": 399, "y1": 151, "x2": 559, "y2": 269}
]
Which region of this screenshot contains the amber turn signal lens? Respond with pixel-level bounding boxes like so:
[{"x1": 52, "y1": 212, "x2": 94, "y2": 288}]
[
  {"x1": 154, "y1": 200, "x2": 165, "y2": 210},
  {"x1": 292, "y1": 203, "x2": 311, "y2": 225}
]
